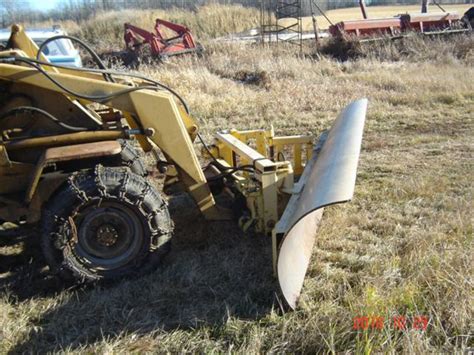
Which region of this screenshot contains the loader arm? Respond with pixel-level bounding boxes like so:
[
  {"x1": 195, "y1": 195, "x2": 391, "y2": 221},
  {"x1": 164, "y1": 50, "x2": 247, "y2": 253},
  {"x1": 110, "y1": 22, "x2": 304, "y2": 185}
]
[{"x1": 0, "y1": 63, "x2": 222, "y2": 219}]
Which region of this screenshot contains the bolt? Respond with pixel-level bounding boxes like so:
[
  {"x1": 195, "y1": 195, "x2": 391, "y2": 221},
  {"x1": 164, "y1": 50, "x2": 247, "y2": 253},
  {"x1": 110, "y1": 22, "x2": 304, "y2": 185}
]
[{"x1": 267, "y1": 219, "x2": 276, "y2": 228}]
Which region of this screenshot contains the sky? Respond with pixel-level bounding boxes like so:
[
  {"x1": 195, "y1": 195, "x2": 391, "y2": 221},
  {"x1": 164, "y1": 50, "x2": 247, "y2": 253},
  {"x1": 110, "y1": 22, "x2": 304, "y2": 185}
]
[{"x1": 27, "y1": 0, "x2": 62, "y2": 11}]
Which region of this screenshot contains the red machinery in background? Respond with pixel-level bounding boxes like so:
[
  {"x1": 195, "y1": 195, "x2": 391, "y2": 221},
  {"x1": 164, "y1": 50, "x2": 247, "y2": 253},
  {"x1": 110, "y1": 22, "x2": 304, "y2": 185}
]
[
  {"x1": 124, "y1": 18, "x2": 202, "y2": 59},
  {"x1": 329, "y1": 12, "x2": 465, "y2": 38},
  {"x1": 329, "y1": 0, "x2": 473, "y2": 39}
]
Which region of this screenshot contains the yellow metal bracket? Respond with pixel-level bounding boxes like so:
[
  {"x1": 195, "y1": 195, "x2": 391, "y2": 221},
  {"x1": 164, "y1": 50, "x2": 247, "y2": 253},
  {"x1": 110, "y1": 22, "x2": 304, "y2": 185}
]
[{"x1": 212, "y1": 129, "x2": 314, "y2": 235}]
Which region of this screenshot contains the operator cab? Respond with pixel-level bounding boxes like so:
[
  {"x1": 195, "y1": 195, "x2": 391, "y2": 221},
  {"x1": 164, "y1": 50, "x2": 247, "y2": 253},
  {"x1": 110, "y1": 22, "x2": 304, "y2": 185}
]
[{"x1": 0, "y1": 26, "x2": 82, "y2": 67}]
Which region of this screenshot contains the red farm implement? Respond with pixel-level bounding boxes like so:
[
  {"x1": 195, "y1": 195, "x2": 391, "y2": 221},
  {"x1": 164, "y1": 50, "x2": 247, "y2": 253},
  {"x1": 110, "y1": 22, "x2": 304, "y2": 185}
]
[
  {"x1": 329, "y1": 1, "x2": 473, "y2": 39},
  {"x1": 124, "y1": 18, "x2": 202, "y2": 60}
]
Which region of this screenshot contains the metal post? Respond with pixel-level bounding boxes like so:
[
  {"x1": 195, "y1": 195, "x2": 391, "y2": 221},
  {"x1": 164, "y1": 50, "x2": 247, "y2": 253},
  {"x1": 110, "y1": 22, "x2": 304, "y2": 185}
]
[
  {"x1": 421, "y1": 0, "x2": 429, "y2": 13},
  {"x1": 310, "y1": 0, "x2": 319, "y2": 46},
  {"x1": 275, "y1": 0, "x2": 303, "y2": 53},
  {"x1": 359, "y1": 0, "x2": 368, "y2": 19},
  {"x1": 260, "y1": 0, "x2": 274, "y2": 46}
]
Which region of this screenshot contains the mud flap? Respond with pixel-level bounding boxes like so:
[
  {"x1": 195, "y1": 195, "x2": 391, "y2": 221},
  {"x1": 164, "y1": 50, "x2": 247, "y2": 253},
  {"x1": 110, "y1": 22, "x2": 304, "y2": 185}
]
[{"x1": 275, "y1": 99, "x2": 368, "y2": 309}]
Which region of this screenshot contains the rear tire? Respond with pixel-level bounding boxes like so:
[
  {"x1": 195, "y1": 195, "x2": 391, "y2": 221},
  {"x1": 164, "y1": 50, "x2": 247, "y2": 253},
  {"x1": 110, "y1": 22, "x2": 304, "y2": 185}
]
[{"x1": 41, "y1": 166, "x2": 172, "y2": 282}]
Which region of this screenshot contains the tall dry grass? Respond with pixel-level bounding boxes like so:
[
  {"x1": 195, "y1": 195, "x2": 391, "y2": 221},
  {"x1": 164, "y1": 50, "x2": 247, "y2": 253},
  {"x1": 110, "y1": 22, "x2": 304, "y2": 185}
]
[
  {"x1": 321, "y1": 34, "x2": 474, "y2": 63},
  {"x1": 62, "y1": 4, "x2": 260, "y2": 52}
]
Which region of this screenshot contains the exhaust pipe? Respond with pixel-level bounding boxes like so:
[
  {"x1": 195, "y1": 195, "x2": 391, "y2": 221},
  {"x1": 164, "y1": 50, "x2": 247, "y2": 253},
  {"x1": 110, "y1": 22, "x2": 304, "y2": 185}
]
[{"x1": 275, "y1": 99, "x2": 368, "y2": 309}]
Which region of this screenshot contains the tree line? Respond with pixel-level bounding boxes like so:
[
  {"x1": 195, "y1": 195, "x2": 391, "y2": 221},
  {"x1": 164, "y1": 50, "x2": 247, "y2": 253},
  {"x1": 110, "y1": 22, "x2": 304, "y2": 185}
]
[{"x1": 1, "y1": 0, "x2": 472, "y2": 27}]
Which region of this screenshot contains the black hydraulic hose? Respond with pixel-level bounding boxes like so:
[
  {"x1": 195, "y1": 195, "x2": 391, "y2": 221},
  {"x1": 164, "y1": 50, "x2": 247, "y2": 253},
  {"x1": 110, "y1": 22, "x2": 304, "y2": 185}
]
[
  {"x1": 0, "y1": 57, "x2": 220, "y2": 168},
  {"x1": 36, "y1": 34, "x2": 115, "y2": 83},
  {"x1": 5, "y1": 57, "x2": 176, "y2": 104},
  {"x1": 0, "y1": 54, "x2": 248, "y2": 175},
  {"x1": 0, "y1": 106, "x2": 90, "y2": 132},
  {"x1": 206, "y1": 167, "x2": 254, "y2": 182},
  {"x1": 5, "y1": 56, "x2": 190, "y2": 114}
]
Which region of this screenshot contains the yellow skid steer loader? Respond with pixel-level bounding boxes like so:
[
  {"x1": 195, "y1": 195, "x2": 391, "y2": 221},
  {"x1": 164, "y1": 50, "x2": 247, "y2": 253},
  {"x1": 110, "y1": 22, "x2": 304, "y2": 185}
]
[{"x1": 0, "y1": 25, "x2": 367, "y2": 309}]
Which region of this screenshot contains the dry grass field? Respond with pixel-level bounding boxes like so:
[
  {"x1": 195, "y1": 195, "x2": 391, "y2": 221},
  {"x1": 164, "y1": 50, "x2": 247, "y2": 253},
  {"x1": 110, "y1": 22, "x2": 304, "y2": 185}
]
[{"x1": 1, "y1": 4, "x2": 473, "y2": 354}]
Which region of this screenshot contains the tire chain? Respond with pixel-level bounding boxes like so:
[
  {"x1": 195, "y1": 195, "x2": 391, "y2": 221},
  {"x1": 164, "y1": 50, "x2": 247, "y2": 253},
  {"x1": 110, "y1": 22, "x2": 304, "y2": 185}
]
[
  {"x1": 119, "y1": 139, "x2": 148, "y2": 176},
  {"x1": 41, "y1": 165, "x2": 172, "y2": 282}
]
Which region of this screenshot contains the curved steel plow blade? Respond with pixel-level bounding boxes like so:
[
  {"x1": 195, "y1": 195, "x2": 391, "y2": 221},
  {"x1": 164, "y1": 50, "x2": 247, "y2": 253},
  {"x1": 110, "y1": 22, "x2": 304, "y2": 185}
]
[{"x1": 276, "y1": 99, "x2": 368, "y2": 309}]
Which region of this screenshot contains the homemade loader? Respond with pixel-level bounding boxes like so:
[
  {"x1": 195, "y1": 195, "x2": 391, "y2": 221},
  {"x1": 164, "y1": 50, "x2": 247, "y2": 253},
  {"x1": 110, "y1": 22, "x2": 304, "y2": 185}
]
[{"x1": 0, "y1": 26, "x2": 367, "y2": 309}]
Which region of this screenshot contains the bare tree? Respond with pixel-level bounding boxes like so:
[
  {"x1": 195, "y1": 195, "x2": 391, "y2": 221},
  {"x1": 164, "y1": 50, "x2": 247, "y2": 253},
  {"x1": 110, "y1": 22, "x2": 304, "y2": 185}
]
[
  {"x1": 0, "y1": 0, "x2": 29, "y2": 27},
  {"x1": 0, "y1": 0, "x2": 470, "y2": 26}
]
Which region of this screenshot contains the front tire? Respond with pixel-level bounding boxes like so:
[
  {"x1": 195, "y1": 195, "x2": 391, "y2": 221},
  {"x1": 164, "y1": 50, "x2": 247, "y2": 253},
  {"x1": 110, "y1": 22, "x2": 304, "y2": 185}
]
[
  {"x1": 116, "y1": 139, "x2": 148, "y2": 177},
  {"x1": 41, "y1": 166, "x2": 172, "y2": 282}
]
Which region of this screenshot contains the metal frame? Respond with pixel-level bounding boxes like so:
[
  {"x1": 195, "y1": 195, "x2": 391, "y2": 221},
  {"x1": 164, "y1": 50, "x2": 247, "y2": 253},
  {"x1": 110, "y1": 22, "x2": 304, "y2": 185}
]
[
  {"x1": 25, "y1": 141, "x2": 121, "y2": 203},
  {"x1": 260, "y1": 0, "x2": 303, "y2": 51},
  {"x1": 207, "y1": 127, "x2": 314, "y2": 236},
  {"x1": 329, "y1": 4, "x2": 466, "y2": 38}
]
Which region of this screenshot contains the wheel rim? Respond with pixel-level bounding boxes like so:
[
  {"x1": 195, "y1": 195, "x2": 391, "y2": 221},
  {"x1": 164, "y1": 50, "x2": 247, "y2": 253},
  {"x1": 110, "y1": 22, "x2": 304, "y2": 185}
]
[{"x1": 74, "y1": 200, "x2": 145, "y2": 271}]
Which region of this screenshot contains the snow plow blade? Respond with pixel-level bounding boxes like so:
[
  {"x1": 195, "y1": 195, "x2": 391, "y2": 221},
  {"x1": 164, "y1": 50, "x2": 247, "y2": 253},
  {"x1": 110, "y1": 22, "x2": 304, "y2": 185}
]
[{"x1": 275, "y1": 99, "x2": 368, "y2": 309}]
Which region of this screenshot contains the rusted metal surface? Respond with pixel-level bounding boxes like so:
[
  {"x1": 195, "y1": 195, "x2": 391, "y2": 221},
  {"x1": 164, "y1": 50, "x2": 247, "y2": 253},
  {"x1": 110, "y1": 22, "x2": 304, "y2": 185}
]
[
  {"x1": 25, "y1": 141, "x2": 122, "y2": 202},
  {"x1": 329, "y1": 17, "x2": 403, "y2": 37},
  {"x1": 124, "y1": 18, "x2": 201, "y2": 60},
  {"x1": 329, "y1": 11, "x2": 465, "y2": 38},
  {"x1": 4, "y1": 131, "x2": 126, "y2": 151},
  {"x1": 276, "y1": 99, "x2": 368, "y2": 309},
  {"x1": 401, "y1": 12, "x2": 461, "y2": 33},
  {"x1": 41, "y1": 140, "x2": 121, "y2": 162}
]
